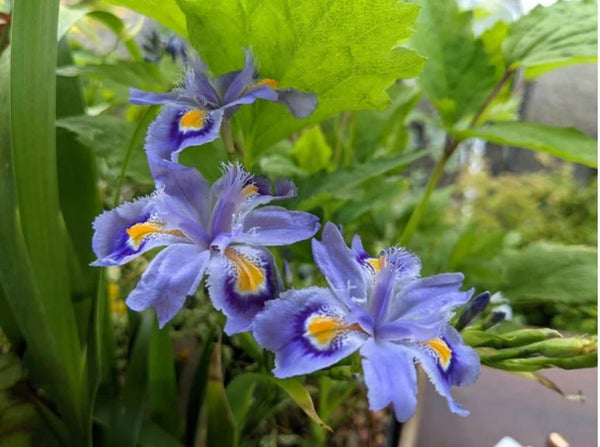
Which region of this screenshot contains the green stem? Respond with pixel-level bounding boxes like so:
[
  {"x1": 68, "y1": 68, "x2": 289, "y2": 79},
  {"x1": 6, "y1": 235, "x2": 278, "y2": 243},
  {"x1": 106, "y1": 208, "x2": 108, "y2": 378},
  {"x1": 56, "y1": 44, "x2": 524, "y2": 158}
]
[
  {"x1": 112, "y1": 106, "x2": 158, "y2": 207},
  {"x1": 221, "y1": 119, "x2": 242, "y2": 161},
  {"x1": 470, "y1": 69, "x2": 515, "y2": 127},
  {"x1": 399, "y1": 69, "x2": 515, "y2": 245},
  {"x1": 399, "y1": 138, "x2": 456, "y2": 245}
]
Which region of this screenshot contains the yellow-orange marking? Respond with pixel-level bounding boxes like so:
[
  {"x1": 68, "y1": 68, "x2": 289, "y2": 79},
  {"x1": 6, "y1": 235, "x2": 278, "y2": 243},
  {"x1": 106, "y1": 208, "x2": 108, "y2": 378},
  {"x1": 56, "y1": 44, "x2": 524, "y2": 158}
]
[
  {"x1": 255, "y1": 78, "x2": 279, "y2": 89},
  {"x1": 242, "y1": 184, "x2": 259, "y2": 197},
  {"x1": 423, "y1": 338, "x2": 452, "y2": 369},
  {"x1": 127, "y1": 222, "x2": 184, "y2": 249},
  {"x1": 366, "y1": 255, "x2": 386, "y2": 272},
  {"x1": 179, "y1": 109, "x2": 206, "y2": 130},
  {"x1": 306, "y1": 315, "x2": 367, "y2": 348},
  {"x1": 225, "y1": 248, "x2": 266, "y2": 294}
]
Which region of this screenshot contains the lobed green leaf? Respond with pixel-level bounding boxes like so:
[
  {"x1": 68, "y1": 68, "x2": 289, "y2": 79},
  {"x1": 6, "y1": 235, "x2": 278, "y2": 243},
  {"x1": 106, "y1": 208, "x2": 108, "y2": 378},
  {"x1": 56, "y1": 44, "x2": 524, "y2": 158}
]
[
  {"x1": 177, "y1": 0, "x2": 424, "y2": 157},
  {"x1": 504, "y1": 0, "x2": 597, "y2": 78},
  {"x1": 411, "y1": 0, "x2": 497, "y2": 126}
]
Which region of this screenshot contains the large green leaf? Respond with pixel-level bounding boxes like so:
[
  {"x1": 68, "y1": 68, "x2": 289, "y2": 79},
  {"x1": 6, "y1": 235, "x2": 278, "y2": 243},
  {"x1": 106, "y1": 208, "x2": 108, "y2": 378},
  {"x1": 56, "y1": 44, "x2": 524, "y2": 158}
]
[
  {"x1": 504, "y1": 0, "x2": 597, "y2": 79},
  {"x1": 103, "y1": 0, "x2": 187, "y2": 37},
  {"x1": 410, "y1": 0, "x2": 497, "y2": 126},
  {"x1": 177, "y1": 0, "x2": 424, "y2": 158},
  {"x1": 458, "y1": 122, "x2": 598, "y2": 168},
  {"x1": 499, "y1": 242, "x2": 597, "y2": 305}
]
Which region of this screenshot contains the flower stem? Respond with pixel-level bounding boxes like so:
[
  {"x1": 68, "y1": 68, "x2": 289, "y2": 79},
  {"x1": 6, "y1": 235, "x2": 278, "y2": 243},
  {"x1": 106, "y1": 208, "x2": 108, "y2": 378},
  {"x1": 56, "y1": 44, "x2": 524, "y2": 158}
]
[
  {"x1": 399, "y1": 137, "x2": 456, "y2": 246},
  {"x1": 470, "y1": 68, "x2": 515, "y2": 127},
  {"x1": 221, "y1": 119, "x2": 243, "y2": 161},
  {"x1": 399, "y1": 69, "x2": 515, "y2": 245}
]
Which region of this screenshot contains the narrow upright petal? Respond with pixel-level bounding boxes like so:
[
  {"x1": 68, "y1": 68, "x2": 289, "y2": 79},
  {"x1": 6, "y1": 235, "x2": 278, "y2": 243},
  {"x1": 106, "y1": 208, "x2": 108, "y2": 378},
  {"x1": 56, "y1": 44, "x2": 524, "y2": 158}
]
[
  {"x1": 150, "y1": 159, "x2": 212, "y2": 228},
  {"x1": 411, "y1": 326, "x2": 480, "y2": 416},
  {"x1": 360, "y1": 338, "x2": 418, "y2": 422},
  {"x1": 221, "y1": 49, "x2": 259, "y2": 104},
  {"x1": 91, "y1": 194, "x2": 188, "y2": 266},
  {"x1": 145, "y1": 105, "x2": 223, "y2": 165},
  {"x1": 253, "y1": 287, "x2": 368, "y2": 377},
  {"x1": 208, "y1": 164, "x2": 253, "y2": 238},
  {"x1": 236, "y1": 206, "x2": 320, "y2": 246},
  {"x1": 206, "y1": 245, "x2": 281, "y2": 335},
  {"x1": 126, "y1": 245, "x2": 210, "y2": 327},
  {"x1": 367, "y1": 267, "x2": 396, "y2": 325},
  {"x1": 311, "y1": 223, "x2": 367, "y2": 304},
  {"x1": 381, "y1": 246, "x2": 421, "y2": 280},
  {"x1": 183, "y1": 56, "x2": 220, "y2": 107}
]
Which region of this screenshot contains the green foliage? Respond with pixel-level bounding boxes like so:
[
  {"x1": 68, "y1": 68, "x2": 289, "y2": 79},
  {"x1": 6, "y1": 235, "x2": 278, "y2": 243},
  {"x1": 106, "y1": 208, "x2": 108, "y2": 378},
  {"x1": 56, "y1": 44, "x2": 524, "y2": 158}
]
[
  {"x1": 351, "y1": 82, "x2": 422, "y2": 162},
  {"x1": 411, "y1": 0, "x2": 497, "y2": 127},
  {"x1": 56, "y1": 114, "x2": 153, "y2": 185},
  {"x1": 499, "y1": 242, "x2": 597, "y2": 306},
  {"x1": 504, "y1": 0, "x2": 597, "y2": 79},
  {"x1": 0, "y1": 353, "x2": 49, "y2": 446},
  {"x1": 293, "y1": 150, "x2": 427, "y2": 211},
  {"x1": 478, "y1": 336, "x2": 597, "y2": 371},
  {"x1": 205, "y1": 344, "x2": 236, "y2": 447},
  {"x1": 177, "y1": 0, "x2": 424, "y2": 157},
  {"x1": 290, "y1": 126, "x2": 332, "y2": 174},
  {"x1": 104, "y1": 0, "x2": 187, "y2": 36},
  {"x1": 462, "y1": 327, "x2": 562, "y2": 349},
  {"x1": 458, "y1": 122, "x2": 598, "y2": 168},
  {"x1": 456, "y1": 167, "x2": 597, "y2": 246}
]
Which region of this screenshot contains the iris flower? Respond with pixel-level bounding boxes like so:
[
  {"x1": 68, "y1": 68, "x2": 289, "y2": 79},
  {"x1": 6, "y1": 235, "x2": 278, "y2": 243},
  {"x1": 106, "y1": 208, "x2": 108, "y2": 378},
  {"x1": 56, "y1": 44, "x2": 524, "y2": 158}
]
[
  {"x1": 91, "y1": 163, "x2": 320, "y2": 333},
  {"x1": 129, "y1": 50, "x2": 317, "y2": 167},
  {"x1": 253, "y1": 223, "x2": 480, "y2": 421}
]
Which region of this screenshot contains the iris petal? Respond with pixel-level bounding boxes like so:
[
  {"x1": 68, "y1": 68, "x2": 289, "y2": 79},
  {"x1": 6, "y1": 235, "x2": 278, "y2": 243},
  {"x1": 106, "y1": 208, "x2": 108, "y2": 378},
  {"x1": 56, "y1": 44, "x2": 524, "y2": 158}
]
[
  {"x1": 311, "y1": 223, "x2": 367, "y2": 304},
  {"x1": 145, "y1": 105, "x2": 223, "y2": 166},
  {"x1": 360, "y1": 338, "x2": 418, "y2": 422},
  {"x1": 206, "y1": 245, "x2": 281, "y2": 335},
  {"x1": 276, "y1": 88, "x2": 318, "y2": 118},
  {"x1": 91, "y1": 193, "x2": 187, "y2": 266},
  {"x1": 236, "y1": 206, "x2": 320, "y2": 246},
  {"x1": 411, "y1": 326, "x2": 480, "y2": 416},
  {"x1": 126, "y1": 245, "x2": 210, "y2": 328},
  {"x1": 253, "y1": 287, "x2": 367, "y2": 378},
  {"x1": 388, "y1": 273, "x2": 473, "y2": 324}
]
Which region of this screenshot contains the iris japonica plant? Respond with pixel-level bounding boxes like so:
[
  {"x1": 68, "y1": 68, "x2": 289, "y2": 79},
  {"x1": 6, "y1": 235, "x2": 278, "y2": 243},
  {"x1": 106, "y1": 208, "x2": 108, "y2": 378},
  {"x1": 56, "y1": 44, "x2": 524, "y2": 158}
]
[
  {"x1": 91, "y1": 163, "x2": 320, "y2": 332},
  {"x1": 252, "y1": 222, "x2": 480, "y2": 422},
  {"x1": 129, "y1": 49, "x2": 318, "y2": 169}
]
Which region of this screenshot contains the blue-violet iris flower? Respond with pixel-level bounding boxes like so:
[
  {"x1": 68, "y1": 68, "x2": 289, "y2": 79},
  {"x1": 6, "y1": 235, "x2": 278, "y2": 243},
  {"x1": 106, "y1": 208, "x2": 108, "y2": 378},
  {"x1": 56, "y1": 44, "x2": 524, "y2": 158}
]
[
  {"x1": 91, "y1": 163, "x2": 320, "y2": 333},
  {"x1": 253, "y1": 223, "x2": 480, "y2": 422},
  {"x1": 129, "y1": 50, "x2": 317, "y2": 168}
]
